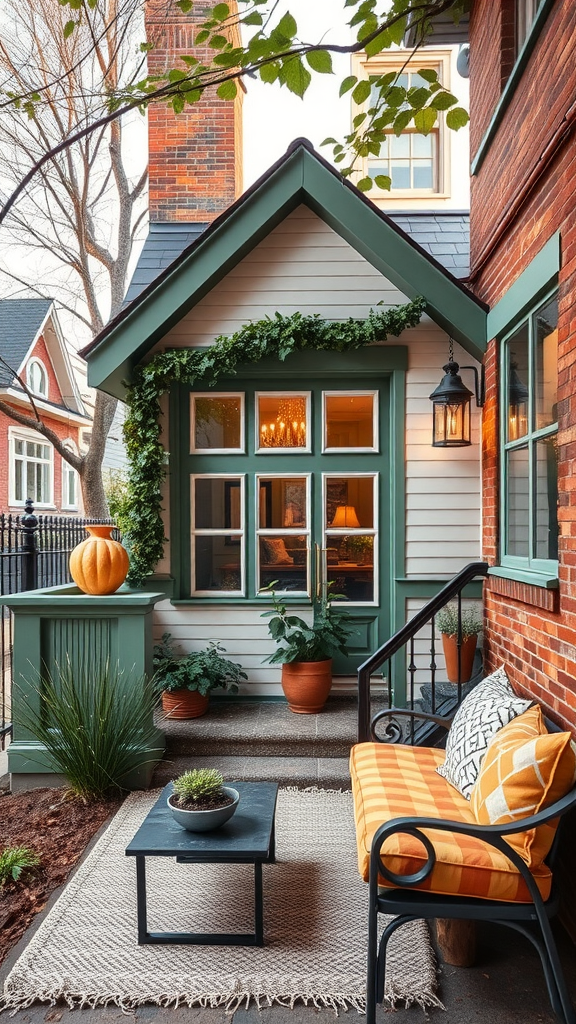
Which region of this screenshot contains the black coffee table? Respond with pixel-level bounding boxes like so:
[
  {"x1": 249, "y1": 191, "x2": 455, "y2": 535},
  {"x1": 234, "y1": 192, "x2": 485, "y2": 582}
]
[{"x1": 125, "y1": 781, "x2": 278, "y2": 947}]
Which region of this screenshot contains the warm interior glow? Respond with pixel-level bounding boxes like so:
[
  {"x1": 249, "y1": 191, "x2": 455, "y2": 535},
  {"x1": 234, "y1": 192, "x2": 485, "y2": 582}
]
[
  {"x1": 259, "y1": 395, "x2": 307, "y2": 447},
  {"x1": 331, "y1": 505, "x2": 361, "y2": 528}
]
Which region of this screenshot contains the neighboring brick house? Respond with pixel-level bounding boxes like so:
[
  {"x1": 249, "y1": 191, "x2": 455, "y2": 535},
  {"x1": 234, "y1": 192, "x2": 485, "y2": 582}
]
[{"x1": 0, "y1": 299, "x2": 90, "y2": 514}]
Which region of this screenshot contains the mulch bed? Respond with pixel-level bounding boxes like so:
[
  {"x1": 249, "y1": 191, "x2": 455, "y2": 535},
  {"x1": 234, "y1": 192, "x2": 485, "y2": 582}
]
[{"x1": 0, "y1": 787, "x2": 121, "y2": 968}]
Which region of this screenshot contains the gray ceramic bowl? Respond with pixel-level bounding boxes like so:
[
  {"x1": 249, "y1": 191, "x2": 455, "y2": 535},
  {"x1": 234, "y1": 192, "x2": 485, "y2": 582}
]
[{"x1": 167, "y1": 786, "x2": 240, "y2": 832}]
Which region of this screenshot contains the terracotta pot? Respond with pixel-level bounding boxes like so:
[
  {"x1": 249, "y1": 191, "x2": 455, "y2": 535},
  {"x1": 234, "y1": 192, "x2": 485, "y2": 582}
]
[
  {"x1": 281, "y1": 659, "x2": 332, "y2": 714},
  {"x1": 69, "y1": 524, "x2": 129, "y2": 595},
  {"x1": 441, "y1": 633, "x2": 478, "y2": 684},
  {"x1": 161, "y1": 688, "x2": 209, "y2": 719}
]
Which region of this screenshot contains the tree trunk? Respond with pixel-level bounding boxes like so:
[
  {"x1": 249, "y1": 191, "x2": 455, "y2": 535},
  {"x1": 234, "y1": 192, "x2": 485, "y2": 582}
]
[{"x1": 79, "y1": 391, "x2": 118, "y2": 517}]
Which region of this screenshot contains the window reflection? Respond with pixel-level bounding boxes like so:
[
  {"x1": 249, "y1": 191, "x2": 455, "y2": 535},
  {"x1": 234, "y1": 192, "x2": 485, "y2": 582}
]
[{"x1": 324, "y1": 393, "x2": 376, "y2": 450}]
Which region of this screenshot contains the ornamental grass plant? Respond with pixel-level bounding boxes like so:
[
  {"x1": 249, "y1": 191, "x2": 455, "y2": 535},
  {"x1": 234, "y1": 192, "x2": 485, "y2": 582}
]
[
  {"x1": 15, "y1": 660, "x2": 160, "y2": 801},
  {"x1": 435, "y1": 603, "x2": 483, "y2": 640},
  {"x1": 0, "y1": 847, "x2": 40, "y2": 887}
]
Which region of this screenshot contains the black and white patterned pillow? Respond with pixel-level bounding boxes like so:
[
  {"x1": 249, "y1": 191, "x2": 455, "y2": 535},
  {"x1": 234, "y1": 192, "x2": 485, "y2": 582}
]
[{"x1": 437, "y1": 666, "x2": 532, "y2": 799}]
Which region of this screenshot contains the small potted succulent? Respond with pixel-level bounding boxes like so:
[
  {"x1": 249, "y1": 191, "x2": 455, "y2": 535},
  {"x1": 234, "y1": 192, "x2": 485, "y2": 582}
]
[
  {"x1": 153, "y1": 635, "x2": 247, "y2": 719},
  {"x1": 261, "y1": 585, "x2": 353, "y2": 713},
  {"x1": 167, "y1": 768, "x2": 239, "y2": 831},
  {"x1": 435, "y1": 604, "x2": 483, "y2": 683}
]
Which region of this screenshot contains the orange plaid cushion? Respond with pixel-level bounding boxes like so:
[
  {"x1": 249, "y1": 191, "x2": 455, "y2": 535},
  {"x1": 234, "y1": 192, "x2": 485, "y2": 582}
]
[
  {"x1": 350, "y1": 741, "x2": 553, "y2": 902},
  {"x1": 470, "y1": 706, "x2": 576, "y2": 869}
]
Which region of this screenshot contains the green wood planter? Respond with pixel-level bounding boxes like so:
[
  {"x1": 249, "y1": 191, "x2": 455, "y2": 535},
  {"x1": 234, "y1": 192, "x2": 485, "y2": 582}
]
[{"x1": 2, "y1": 584, "x2": 165, "y2": 791}]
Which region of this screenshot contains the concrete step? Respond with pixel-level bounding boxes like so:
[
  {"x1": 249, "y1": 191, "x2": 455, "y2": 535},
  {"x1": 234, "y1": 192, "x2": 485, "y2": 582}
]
[
  {"x1": 151, "y1": 753, "x2": 352, "y2": 790},
  {"x1": 159, "y1": 695, "x2": 377, "y2": 760}
]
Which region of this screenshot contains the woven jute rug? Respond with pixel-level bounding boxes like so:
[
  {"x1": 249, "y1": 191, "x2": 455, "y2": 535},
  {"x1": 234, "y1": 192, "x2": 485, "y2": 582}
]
[{"x1": 1, "y1": 788, "x2": 441, "y2": 1014}]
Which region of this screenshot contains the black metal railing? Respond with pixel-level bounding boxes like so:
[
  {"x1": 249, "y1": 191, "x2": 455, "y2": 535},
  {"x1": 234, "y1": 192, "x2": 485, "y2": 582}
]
[
  {"x1": 0, "y1": 499, "x2": 117, "y2": 750},
  {"x1": 357, "y1": 561, "x2": 489, "y2": 743}
]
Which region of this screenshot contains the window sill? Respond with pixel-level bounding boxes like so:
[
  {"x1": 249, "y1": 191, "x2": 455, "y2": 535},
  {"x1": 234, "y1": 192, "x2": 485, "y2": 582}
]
[
  {"x1": 487, "y1": 566, "x2": 559, "y2": 611},
  {"x1": 488, "y1": 566, "x2": 558, "y2": 589},
  {"x1": 470, "y1": 0, "x2": 555, "y2": 175}
]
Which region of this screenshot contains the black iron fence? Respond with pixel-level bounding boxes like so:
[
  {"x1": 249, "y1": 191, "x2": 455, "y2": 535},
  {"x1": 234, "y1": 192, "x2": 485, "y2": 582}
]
[{"x1": 0, "y1": 499, "x2": 117, "y2": 751}]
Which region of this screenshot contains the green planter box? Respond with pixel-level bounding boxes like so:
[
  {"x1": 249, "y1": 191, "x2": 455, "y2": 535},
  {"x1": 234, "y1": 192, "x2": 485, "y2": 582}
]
[{"x1": 2, "y1": 584, "x2": 165, "y2": 792}]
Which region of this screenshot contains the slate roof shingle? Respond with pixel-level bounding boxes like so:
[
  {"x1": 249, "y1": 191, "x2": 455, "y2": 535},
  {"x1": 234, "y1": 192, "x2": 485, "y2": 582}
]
[
  {"x1": 124, "y1": 210, "x2": 470, "y2": 309},
  {"x1": 123, "y1": 222, "x2": 208, "y2": 306},
  {"x1": 0, "y1": 298, "x2": 52, "y2": 387}
]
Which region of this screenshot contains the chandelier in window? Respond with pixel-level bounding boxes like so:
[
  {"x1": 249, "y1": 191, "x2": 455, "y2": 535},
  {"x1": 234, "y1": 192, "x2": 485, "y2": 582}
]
[{"x1": 260, "y1": 396, "x2": 307, "y2": 448}]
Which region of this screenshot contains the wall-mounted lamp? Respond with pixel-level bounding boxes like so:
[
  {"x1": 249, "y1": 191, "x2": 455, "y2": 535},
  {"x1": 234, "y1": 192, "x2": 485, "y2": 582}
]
[{"x1": 429, "y1": 341, "x2": 485, "y2": 448}]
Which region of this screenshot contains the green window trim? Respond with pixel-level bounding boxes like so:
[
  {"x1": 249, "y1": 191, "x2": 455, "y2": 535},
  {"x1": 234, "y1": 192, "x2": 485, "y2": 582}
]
[
  {"x1": 498, "y1": 287, "x2": 559, "y2": 577},
  {"x1": 488, "y1": 565, "x2": 558, "y2": 589},
  {"x1": 471, "y1": 0, "x2": 556, "y2": 176}
]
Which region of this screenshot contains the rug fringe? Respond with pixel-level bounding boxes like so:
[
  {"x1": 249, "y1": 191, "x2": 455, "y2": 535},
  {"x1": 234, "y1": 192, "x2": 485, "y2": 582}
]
[
  {"x1": 1, "y1": 987, "x2": 370, "y2": 1017},
  {"x1": 1, "y1": 984, "x2": 445, "y2": 1018}
]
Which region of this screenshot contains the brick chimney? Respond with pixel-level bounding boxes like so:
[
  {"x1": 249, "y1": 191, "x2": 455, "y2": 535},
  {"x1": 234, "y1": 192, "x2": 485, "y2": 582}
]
[{"x1": 145, "y1": 1, "x2": 243, "y2": 223}]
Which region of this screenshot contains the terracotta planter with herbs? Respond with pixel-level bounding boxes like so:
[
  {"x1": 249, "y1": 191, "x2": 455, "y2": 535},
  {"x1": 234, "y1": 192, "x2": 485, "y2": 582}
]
[
  {"x1": 262, "y1": 584, "x2": 353, "y2": 714},
  {"x1": 154, "y1": 636, "x2": 246, "y2": 720},
  {"x1": 436, "y1": 603, "x2": 482, "y2": 685},
  {"x1": 441, "y1": 633, "x2": 478, "y2": 684},
  {"x1": 161, "y1": 689, "x2": 209, "y2": 719},
  {"x1": 281, "y1": 659, "x2": 333, "y2": 714}
]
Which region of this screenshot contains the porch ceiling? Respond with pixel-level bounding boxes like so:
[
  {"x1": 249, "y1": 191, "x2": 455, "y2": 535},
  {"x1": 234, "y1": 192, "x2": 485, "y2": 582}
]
[{"x1": 82, "y1": 139, "x2": 487, "y2": 400}]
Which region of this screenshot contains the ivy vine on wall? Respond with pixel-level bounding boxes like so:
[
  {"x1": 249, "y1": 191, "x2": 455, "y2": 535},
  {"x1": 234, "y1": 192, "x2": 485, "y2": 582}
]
[{"x1": 120, "y1": 297, "x2": 425, "y2": 586}]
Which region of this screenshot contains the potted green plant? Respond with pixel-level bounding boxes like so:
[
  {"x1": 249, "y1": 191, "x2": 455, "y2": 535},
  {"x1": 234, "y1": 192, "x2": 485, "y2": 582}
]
[
  {"x1": 261, "y1": 586, "x2": 353, "y2": 713},
  {"x1": 167, "y1": 768, "x2": 239, "y2": 832},
  {"x1": 435, "y1": 604, "x2": 483, "y2": 684},
  {"x1": 153, "y1": 636, "x2": 247, "y2": 719}
]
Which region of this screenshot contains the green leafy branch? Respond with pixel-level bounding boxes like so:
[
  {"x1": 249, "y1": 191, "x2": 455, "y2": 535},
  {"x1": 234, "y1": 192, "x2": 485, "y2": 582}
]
[
  {"x1": 119, "y1": 296, "x2": 425, "y2": 586},
  {"x1": 0, "y1": 1, "x2": 470, "y2": 223}
]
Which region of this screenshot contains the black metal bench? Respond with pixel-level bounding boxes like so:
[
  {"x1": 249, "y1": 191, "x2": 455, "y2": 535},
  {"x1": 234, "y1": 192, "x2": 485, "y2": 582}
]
[{"x1": 359, "y1": 709, "x2": 576, "y2": 1024}]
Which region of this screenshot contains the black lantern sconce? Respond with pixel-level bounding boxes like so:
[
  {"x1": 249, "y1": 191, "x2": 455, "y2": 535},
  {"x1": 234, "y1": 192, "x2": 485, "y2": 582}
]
[{"x1": 429, "y1": 339, "x2": 485, "y2": 448}]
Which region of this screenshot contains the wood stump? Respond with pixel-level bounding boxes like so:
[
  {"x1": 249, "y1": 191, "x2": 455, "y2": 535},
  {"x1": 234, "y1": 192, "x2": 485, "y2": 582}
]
[{"x1": 435, "y1": 919, "x2": 477, "y2": 967}]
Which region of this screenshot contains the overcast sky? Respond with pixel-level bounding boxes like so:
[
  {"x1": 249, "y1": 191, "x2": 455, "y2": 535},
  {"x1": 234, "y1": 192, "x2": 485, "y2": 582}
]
[{"x1": 242, "y1": 0, "x2": 353, "y2": 185}]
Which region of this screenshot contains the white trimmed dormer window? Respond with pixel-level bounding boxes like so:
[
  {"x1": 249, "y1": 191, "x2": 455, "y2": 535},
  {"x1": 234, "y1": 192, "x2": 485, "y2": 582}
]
[
  {"x1": 27, "y1": 358, "x2": 48, "y2": 399},
  {"x1": 351, "y1": 49, "x2": 454, "y2": 201},
  {"x1": 10, "y1": 426, "x2": 54, "y2": 507},
  {"x1": 62, "y1": 439, "x2": 80, "y2": 511}
]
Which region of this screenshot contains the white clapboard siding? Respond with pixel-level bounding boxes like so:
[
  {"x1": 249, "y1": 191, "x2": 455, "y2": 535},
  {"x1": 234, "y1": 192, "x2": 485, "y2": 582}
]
[{"x1": 148, "y1": 206, "x2": 481, "y2": 691}]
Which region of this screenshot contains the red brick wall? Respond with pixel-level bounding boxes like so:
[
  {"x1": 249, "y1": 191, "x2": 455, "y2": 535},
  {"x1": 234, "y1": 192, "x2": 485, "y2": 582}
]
[
  {"x1": 146, "y1": 1, "x2": 243, "y2": 222},
  {"x1": 469, "y1": 0, "x2": 576, "y2": 731},
  {"x1": 0, "y1": 334, "x2": 82, "y2": 513}
]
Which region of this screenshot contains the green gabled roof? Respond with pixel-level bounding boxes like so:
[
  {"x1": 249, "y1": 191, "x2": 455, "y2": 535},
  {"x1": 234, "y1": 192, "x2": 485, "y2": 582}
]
[{"x1": 83, "y1": 138, "x2": 487, "y2": 399}]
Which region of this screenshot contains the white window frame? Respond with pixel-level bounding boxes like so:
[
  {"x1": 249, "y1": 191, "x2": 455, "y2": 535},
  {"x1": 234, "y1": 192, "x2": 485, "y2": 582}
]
[
  {"x1": 61, "y1": 439, "x2": 79, "y2": 511},
  {"x1": 255, "y1": 473, "x2": 311, "y2": 597},
  {"x1": 26, "y1": 357, "x2": 48, "y2": 399},
  {"x1": 516, "y1": 0, "x2": 541, "y2": 53},
  {"x1": 190, "y1": 474, "x2": 245, "y2": 596},
  {"x1": 351, "y1": 49, "x2": 451, "y2": 199},
  {"x1": 190, "y1": 392, "x2": 245, "y2": 454},
  {"x1": 322, "y1": 472, "x2": 379, "y2": 607},
  {"x1": 255, "y1": 391, "x2": 312, "y2": 454},
  {"x1": 322, "y1": 390, "x2": 379, "y2": 453},
  {"x1": 9, "y1": 426, "x2": 54, "y2": 508}
]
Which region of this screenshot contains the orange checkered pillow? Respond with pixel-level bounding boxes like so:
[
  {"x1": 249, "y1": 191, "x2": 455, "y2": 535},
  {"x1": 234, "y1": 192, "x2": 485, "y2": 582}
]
[{"x1": 470, "y1": 706, "x2": 576, "y2": 869}]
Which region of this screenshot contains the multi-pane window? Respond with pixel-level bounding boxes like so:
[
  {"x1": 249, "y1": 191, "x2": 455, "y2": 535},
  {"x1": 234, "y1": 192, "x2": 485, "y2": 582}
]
[
  {"x1": 501, "y1": 292, "x2": 559, "y2": 571},
  {"x1": 257, "y1": 476, "x2": 310, "y2": 594},
  {"x1": 256, "y1": 393, "x2": 310, "y2": 452},
  {"x1": 191, "y1": 475, "x2": 245, "y2": 594},
  {"x1": 11, "y1": 431, "x2": 53, "y2": 505},
  {"x1": 188, "y1": 388, "x2": 381, "y2": 604},
  {"x1": 323, "y1": 392, "x2": 378, "y2": 451},
  {"x1": 191, "y1": 394, "x2": 244, "y2": 453},
  {"x1": 366, "y1": 71, "x2": 439, "y2": 193},
  {"x1": 323, "y1": 475, "x2": 378, "y2": 604}
]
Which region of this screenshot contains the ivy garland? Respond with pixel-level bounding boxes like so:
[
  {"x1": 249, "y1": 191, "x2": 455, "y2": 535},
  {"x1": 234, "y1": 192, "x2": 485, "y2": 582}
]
[{"x1": 120, "y1": 296, "x2": 425, "y2": 586}]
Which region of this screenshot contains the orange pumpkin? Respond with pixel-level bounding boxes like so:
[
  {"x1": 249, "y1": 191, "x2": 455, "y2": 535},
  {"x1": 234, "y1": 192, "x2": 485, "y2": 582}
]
[{"x1": 69, "y1": 525, "x2": 129, "y2": 595}]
